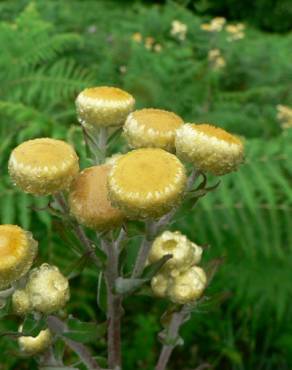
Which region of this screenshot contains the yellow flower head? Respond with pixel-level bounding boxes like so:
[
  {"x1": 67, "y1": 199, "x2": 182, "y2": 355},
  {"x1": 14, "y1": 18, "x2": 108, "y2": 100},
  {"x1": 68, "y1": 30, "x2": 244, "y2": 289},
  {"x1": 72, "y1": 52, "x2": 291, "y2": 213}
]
[
  {"x1": 170, "y1": 20, "x2": 188, "y2": 41},
  {"x1": 0, "y1": 225, "x2": 37, "y2": 289},
  {"x1": 201, "y1": 17, "x2": 226, "y2": 32},
  {"x1": 148, "y1": 231, "x2": 202, "y2": 276},
  {"x1": 132, "y1": 32, "x2": 142, "y2": 43},
  {"x1": 9, "y1": 138, "x2": 79, "y2": 196},
  {"x1": 108, "y1": 148, "x2": 187, "y2": 219},
  {"x1": 208, "y1": 49, "x2": 226, "y2": 70},
  {"x1": 76, "y1": 86, "x2": 135, "y2": 128},
  {"x1": 123, "y1": 108, "x2": 183, "y2": 151},
  {"x1": 25, "y1": 263, "x2": 70, "y2": 314},
  {"x1": 12, "y1": 289, "x2": 31, "y2": 316},
  {"x1": 277, "y1": 104, "x2": 292, "y2": 129},
  {"x1": 18, "y1": 328, "x2": 52, "y2": 355},
  {"x1": 69, "y1": 165, "x2": 125, "y2": 231},
  {"x1": 175, "y1": 123, "x2": 244, "y2": 175},
  {"x1": 168, "y1": 266, "x2": 207, "y2": 304}
]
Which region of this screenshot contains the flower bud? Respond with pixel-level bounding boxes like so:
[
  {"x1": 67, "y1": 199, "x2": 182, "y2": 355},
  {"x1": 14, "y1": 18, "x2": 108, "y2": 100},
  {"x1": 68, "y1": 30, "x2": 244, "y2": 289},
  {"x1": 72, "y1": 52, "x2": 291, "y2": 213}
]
[
  {"x1": 69, "y1": 165, "x2": 125, "y2": 231},
  {"x1": 168, "y1": 266, "x2": 207, "y2": 304},
  {"x1": 76, "y1": 86, "x2": 135, "y2": 128},
  {"x1": 12, "y1": 289, "x2": 31, "y2": 316},
  {"x1": 123, "y1": 108, "x2": 183, "y2": 152},
  {"x1": 18, "y1": 327, "x2": 52, "y2": 355},
  {"x1": 9, "y1": 138, "x2": 79, "y2": 195},
  {"x1": 175, "y1": 124, "x2": 244, "y2": 175},
  {"x1": 0, "y1": 225, "x2": 38, "y2": 289},
  {"x1": 108, "y1": 148, "x2": 187, "y2": 219},
  {"x1": 148, "y1": 231, "x2": 202, "y2": 276},
  {"x1": 26, "y1": 264, "x2": 69, "y2": 314},
  {"x1": 151, "y1": 272, "x2": 169, "y2": 298}
]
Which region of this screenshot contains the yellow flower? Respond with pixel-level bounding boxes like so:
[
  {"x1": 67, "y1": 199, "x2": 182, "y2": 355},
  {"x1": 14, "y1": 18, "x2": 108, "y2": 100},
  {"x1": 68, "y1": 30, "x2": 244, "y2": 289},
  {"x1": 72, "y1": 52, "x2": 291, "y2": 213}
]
[
  {"x1": 145, "y1": 36, "x2": 155, "y2": 50},
  {"x1": 25, "y1": 264, "x2": 70, "y2": 314},
  {"x1": 208, "y1": 49, "x2": 226, "y2": 70},
  {"x1": 108, "y1": 148, "x2": 187, "y2": 219},
  {"x1": 0, "y1": 225, "x2": 37, "y2": 289},
  {"x1": 132, "y1": 32, "x2": 142, "y2": 43},
  {"x1": 276, "y1": 104, "x2": 292, "y2": 129},
  {"x1": 151, "y1": 272, "x2": 169, "y2": 298},
  {"x1": 170, "y1": 20, "x2": 187, "y2": 41},
  {"x1": 123, "y1": 108, "x2": 183, "y2": 151},
  {"x1": 76, "y1": 86, "x2": 135, "y2": 128},
  {"x1": 201, "y1": 17, "x2": 226, "y2": 32},
  {"x1": 18, "y1": 328, "x2": 52, "y2": 355},
  {"x1": 148, "y1": 231, "x2": 202, "y2": 276},
  {"x1": 175, "y1": 123, "x2": 244, "y2": 176},
  {"x1": 226, "y1": 23, "x2": 245, "y2": 41},
  {"x1": 154, "y1": 43, "x2": 162, "y2": 53},
  {"x1": 12, "y1": 289, "x2": 31, "y2": 316},
  {"x1": 168, "y1": 266, "x2": 207, "y2": 304},
  {"x1": 69, "y1": 165, "x2": 125, "y2": 231},
  {"x1": 9, "y1": 138, "x2": 79, "y2": 196}
]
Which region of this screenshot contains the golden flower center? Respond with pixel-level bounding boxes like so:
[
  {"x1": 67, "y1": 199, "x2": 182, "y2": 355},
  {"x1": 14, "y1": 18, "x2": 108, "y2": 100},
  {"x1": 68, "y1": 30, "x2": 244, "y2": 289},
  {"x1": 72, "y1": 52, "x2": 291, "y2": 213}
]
[
  {"x1": 0, "y1": 226, "x2": 25, "y2": 261},
  {"x1": 132, "y1": 109, "x2": 183, "y2": 132},
  {"x1": 192, "y1": 124, "x2": 242, "y2": 145},
  {"x1": 82, "y1": 86, "x2": 132, "y2": 101},
  {"x1": 113, "y1": 149, "x2": 181, "y2": 195},
  {"x1": 11, "y1": 138, "x2": 75, "y2": 168}
]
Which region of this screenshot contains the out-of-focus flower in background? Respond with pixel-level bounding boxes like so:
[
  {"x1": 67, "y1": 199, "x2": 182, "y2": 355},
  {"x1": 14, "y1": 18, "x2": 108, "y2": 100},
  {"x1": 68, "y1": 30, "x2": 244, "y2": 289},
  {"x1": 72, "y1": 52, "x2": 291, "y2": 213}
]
[
  {"x1": 226, "y1": 23, "x2": 245, "y2": 41},
  {"x1": 200, "y1": 17, "x2": 226, "y2": 32},
  {"x1": 208, "y1": 48, "x2": 226, "y2": 70},
  {"x1": 170, "y1": 20, "x2": 188, "y2": 41},
  {"x1": 145, "y1": 36, "x2": 155, "y2": 49},
  {"x1": 277, "y1": 105, "x2": 292, "y2": 129},
  {"x1": 132, "y1": 32, "x2": 142, "y2": 43}
]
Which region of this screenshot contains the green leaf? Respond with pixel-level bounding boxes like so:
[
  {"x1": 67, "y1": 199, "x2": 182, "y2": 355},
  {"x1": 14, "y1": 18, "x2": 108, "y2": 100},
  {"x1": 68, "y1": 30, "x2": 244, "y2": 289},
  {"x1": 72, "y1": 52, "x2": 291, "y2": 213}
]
[
  {"x1": 97, "y1": 272, "x2": 107, "y2": 313},
  {"x1": 142, "y1": 254, "x2": 173, "y2": 279},
  {"x1": 115, "y1": 277, "x2": 148, "y2": 295},
  {"x1": 22, "y1": 314, "x2": 47, "y2": 337}
]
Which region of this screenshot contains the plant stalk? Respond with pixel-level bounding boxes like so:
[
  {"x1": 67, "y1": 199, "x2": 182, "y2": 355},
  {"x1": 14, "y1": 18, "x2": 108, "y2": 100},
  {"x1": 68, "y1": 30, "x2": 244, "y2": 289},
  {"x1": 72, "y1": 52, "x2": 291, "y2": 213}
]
[{"x1": 155, "y1": 307, "x2": 188, "y2": 370}]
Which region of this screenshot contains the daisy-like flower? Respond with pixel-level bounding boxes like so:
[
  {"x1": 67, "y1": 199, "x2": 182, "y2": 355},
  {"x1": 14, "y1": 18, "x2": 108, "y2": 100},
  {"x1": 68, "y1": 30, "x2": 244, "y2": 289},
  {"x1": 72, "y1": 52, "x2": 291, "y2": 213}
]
[
  {"x1": 175, "y1": 124, "x2": 244, "y2": 176},
  {"x1": 170, "y1": 20, "x2": 188, "y2": 41},
  {"x1": 18, "y1": 327, "x2": 52, "y2": 355},
  {"x1": 123, "y1": 108, "x2": 184, "y2": 151},
  {"x1": 200, "y1": 17, "x2": 226, "y2": 32},
  {"x1": 0, "y1": 225, "x2": 37, "y2": 289},
  {"x1": 25, "y1": 264, "x2": 70, "y2": 314},
  {"x1": 9, "y1": 138, "x2": 79, "y2": 196},
  {"x1": 148, "y1": 231, "x2": 202, "y2": 277},
  {"x1": 76, "y1": 86, "x2": 135, "y2": 128},
  {"x1": 168, "y1": 266, "x2": 207, "y2": 304},
  {"x1": 108, "y1": 148, "x2": 187, "y2": 219},
  {"x1": 69, "y1": 165, "x2": 125, "y2": 231}
]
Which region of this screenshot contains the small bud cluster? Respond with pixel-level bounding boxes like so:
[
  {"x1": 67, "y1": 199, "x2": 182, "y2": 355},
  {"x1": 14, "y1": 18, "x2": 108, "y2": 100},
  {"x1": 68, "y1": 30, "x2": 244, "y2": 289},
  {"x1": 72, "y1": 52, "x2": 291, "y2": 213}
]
[
  {"x1": 18, "y1": 327, "x2": 52, "y2": 355},
  {"x1": 150, "y1": 231, "x2": 207, "y2": 304},
  {"x1": 276, "y1": 104, "x2": 292, "y2": 129},
  {"x1": 12, "y1": 263, "x2": 70, "y2": 315}
]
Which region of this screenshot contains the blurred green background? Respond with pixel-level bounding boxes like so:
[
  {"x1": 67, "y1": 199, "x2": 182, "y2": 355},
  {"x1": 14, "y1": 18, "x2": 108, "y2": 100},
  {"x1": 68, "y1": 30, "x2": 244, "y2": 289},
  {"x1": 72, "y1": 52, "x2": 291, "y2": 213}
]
[{"x1": 0, "y1": 0, "x2": 291, "y2": 369}]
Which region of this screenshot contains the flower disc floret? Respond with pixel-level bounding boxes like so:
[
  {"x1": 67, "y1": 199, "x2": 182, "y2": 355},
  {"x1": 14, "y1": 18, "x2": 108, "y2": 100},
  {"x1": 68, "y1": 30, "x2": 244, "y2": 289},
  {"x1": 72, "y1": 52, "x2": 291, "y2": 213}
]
[
  {"x1": 175, "y1": 123, "x2": 244, "y2": 175},
  {"x1": 69, "y1": 165, "x2": 125, "y2": 231},
  {"x1": 0, "y1": 225, "x2": 38, "y2": 289},
  {"x1": 108, "y1": 148, "x2": 187, "y2": 219},
  {"x1": 168, "y1": 266, "x2": 207, "y2": 304},
  {"x1": 25, "y1": 263, "x2": 70, "y2": 314},
  {"x1": 123, "y1": 108, "x2": 183, "y2": 151},
  {"x1": 18, "y1": 328, "x2": 52, "y2": 355},
  {"x1": 149, "y1": 231, "x2": 202, "y2": 276},
  {"x1": 12, "y1": 289, "x2": 31, "y2": 316},
  {"x1": 76, "y1": 86, "x2": 135, "y2": 127},
  {"x1": 9, "y1": 138, "x2": 79, "y2": 195}
]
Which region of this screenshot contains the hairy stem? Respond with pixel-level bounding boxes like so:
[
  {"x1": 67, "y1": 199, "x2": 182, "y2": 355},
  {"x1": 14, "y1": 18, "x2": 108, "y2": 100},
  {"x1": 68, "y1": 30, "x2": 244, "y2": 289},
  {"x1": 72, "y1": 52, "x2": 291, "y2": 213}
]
[
  {"x1": 155, "y1": 307, "x2": 189, "y2": 370},
  {"x1": 103, "y1": 237, "x2": 122, "y2": 370},
  {"x1": 97, "y1": 127, "x2": 108, "y2": 164}
]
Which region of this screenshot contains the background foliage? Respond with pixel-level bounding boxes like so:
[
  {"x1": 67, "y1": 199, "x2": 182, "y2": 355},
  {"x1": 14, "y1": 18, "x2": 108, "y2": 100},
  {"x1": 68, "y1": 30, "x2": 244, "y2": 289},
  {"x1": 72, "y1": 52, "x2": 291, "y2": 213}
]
[{"x1": 0, "y1": 1, "x2": 291, "y2": 369}]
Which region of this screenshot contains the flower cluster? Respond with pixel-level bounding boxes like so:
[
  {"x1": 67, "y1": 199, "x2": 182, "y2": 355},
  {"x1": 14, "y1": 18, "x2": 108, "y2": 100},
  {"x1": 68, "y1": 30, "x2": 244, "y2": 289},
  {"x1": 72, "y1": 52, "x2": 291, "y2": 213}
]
[
  {"x1": 226, "y1": 23, "x2": 245, "y2": 41},
  {"x1": 170, "y1": 20, "x2": 188, "y2": 41},
  {"x1": 208, "y1": 48, "x2": 226, "y2": 70},
  {"x1": 150, "y1": 231, "x2": 207, "y2": 304},
  {"x1": 132, "y1": 32, "x2": 162, "y2": 52},
  {"x1": 200, "y1": 17, "x2": 226, "y2": 32},
  {"x1": 276, "y1": 104, "x2": 292, "y2": 129},
  {"x1": 12, "y1": 263, "x2": 70, "y2": 315}
]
